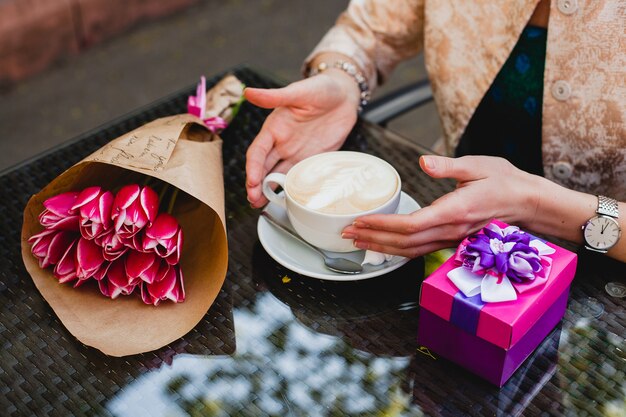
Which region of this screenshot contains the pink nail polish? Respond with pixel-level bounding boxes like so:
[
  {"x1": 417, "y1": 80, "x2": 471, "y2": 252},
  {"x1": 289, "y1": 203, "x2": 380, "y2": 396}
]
[{"x1": 354, "y1": 240, "x2": 369, "y2": 250}]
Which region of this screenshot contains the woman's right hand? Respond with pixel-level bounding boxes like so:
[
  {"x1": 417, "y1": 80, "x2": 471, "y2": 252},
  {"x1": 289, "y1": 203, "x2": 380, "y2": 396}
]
[{"x1": 245, "y1": 68, "x2": 361, "y2": 208}]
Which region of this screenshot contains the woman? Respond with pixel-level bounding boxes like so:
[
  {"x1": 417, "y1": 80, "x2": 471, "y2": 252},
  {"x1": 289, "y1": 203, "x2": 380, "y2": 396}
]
[{"x1": 244, "y1": 0, "x2": 626, "y2": 261}]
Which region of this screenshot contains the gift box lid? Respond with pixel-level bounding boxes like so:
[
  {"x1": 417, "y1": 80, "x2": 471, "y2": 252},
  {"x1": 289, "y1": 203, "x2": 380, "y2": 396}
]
[{"x1": 419, "y1": 220, "x2": 577, "y2": 350}]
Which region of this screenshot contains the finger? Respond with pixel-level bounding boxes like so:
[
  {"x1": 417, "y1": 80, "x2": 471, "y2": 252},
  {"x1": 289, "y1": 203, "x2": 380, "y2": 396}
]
[
  {"x1": 354, "y1": 239, "x2": 459, "y2": 259},
  {"x1": 246, "y1": 185, "x2": 267, "y2": 209},
  {"x1": 244, "y1": 82, "x2": 307, "y2": 109},
  {"x1": 343, "y1": 222, "x2": 466, "y2": 249},
  {"x1": 263, "y1": 148, "x2": 282, "y2": 174},
  {"x1": 271, "y1": 160, "x2": 295, "y2": 176},
  {"x1": 353, "y1": 205, "x2": 456, "y2": 234},
  {"x1": 246, "y1": 129, "x2": 275, "y2": 188},
  {"x1": 247, "y1": 158, "x2": 295, "y2": 209},
  {"x1": 420, "y1": 155, "x2": 497, "y2": 181}
]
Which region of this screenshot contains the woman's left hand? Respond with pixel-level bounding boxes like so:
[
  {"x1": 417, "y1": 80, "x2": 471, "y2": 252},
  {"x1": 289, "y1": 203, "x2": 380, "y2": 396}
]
[{"x1": 342, "y1": 155, "x2": 542, "y2": 257}]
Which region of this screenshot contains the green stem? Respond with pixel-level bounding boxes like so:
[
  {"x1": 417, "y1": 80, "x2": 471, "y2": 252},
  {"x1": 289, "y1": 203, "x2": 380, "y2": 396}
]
[
  {"x1": 229, "y1": 84, "x2": 247, "y2": 121},
  {"x1": 167, "y1": 188, "x2": 179, "y2": 214},
  {"x1": 159, "y1": 182, "x2": 170, "y2": 204}
]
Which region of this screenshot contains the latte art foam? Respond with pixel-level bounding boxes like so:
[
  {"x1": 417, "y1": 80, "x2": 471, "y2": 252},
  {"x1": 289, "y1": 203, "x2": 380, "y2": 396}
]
[{"x1": 287, "y1": 153, "x2": 398, "y2": 214}]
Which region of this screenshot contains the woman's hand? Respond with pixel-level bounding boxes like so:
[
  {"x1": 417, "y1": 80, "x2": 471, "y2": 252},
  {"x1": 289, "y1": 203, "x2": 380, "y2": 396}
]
[
  {"x1": 342, "y1": 155, "x2": 542, "y2": 257},
  {"x1": 245, "y1": 69, "x2": 361, "y2": 208}
]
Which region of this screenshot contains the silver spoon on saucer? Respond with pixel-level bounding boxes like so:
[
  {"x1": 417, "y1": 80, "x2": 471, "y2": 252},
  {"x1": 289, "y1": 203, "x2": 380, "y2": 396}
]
[{"x1": 261, "y1": 211, "x2": 363, "y2": 274}]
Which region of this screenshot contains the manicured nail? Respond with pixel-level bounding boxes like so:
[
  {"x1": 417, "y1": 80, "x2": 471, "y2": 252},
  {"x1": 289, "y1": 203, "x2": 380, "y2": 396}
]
[
  {"x1": 353, "y1": 221, "x2": 367, "y2": 228},
  {"x1": 342, "y1": 232, "x2": 356, "y2": 239},
  {"x1": 354, "y1": 240, "x2": 369, "y2": 250},
  {"x1": 422, "y1": 156, "x2": 436, "y2": 170}
]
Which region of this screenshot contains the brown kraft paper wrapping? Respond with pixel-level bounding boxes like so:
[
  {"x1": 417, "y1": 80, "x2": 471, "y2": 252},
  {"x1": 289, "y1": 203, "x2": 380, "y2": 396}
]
[{"x1": 20, "y1": 75, "x2": 243, "y2": 357}]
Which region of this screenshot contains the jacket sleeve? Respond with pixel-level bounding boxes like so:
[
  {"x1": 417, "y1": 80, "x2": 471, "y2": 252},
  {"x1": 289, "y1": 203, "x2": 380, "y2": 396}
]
[{"x1": 303, "y1": 0, "x2": 425, "y2": 90}]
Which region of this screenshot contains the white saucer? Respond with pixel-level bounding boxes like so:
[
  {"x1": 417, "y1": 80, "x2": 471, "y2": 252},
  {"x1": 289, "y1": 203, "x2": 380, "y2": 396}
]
[{"x1": 257, "y1": 192, "x2": 421, "y2": 281}]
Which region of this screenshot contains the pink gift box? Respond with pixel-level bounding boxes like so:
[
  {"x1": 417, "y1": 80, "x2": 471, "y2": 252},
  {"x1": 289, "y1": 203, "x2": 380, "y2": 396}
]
[{"x1": 418, "y1": 219, "x2": 577, "y2": 386}]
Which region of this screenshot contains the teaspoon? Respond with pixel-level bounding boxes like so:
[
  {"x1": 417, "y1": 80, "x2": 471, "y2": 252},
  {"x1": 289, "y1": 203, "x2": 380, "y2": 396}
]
[{"x1": 261, "y1": 211, "x2": 363, "y2": 274}]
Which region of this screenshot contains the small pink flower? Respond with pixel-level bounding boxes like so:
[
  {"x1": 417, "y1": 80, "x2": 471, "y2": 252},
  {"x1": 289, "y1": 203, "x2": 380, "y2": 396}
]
[
  {"x1": 142, "y1": 213, "x2": 184, "y2": 264},
  {"x1": 112, "y1": 185, "x2": 159, "y2": 240},
  {"x1": 72, "y1": 186, "x2": 114, "y2": 240},
  {"x1": 141, "y1": 262, "x2": 185, "y2": 306},
  {"x1": 187, "y1": 76, "x2": 207, "y2": 118},
  {"x1": 29, "y1": 229, "x2": 78, "y2": 269},
  {"x1": 38, "y1": 191, "x2": 80, "y2": 231}
]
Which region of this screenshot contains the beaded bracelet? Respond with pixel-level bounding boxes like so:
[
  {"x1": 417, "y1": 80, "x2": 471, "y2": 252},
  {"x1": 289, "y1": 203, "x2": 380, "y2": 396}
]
[{"x1": 307, "y1": 60, "x2": 371, "y2": 113}]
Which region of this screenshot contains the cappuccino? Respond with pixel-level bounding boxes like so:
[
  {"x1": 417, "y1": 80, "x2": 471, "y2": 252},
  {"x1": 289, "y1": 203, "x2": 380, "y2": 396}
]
[{"x1": 286, "y1": 152, "x2": 398, "y2": 215}]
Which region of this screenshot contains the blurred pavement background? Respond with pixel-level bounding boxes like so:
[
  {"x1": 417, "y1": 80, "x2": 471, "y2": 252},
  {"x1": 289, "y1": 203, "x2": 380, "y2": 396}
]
[{"x1": 0, "y1": 0, "x2": 440, "y2": 171}]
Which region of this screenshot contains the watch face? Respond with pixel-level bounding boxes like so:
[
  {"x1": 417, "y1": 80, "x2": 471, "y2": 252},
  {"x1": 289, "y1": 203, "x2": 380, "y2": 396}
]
[{"x1": 584, "y1": 215, "x2": 621, "y2": 250}]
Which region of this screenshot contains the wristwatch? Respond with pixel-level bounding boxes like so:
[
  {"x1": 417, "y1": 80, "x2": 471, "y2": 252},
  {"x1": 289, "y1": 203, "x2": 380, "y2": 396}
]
[{"x1": 582, "y1": 195, "x2": 621, "y2": 253}]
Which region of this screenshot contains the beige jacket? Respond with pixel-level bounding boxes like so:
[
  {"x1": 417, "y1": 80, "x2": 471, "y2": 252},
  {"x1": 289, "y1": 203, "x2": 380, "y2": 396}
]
[{"x1": 306, "y1": 0, "x2": 626, "y2": 199}]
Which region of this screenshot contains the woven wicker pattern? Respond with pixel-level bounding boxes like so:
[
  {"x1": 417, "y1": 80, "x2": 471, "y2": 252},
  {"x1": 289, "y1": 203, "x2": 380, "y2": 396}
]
[{"x1": 1, "y1": 67, "x2": 624, "y2": 417}]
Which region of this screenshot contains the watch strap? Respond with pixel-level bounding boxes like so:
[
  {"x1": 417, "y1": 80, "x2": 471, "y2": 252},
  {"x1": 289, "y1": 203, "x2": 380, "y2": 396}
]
[{"x1": 597, "y1": 195, "x2": 619, "y2": 218}]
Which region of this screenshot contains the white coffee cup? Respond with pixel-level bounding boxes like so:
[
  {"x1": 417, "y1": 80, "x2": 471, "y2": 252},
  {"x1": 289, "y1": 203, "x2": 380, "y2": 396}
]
[{"x1": 262, "y1": 151, "x2": 401, "y2": 252}]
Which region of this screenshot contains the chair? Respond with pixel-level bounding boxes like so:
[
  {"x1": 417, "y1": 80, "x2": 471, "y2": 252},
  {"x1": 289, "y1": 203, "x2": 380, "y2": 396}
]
[{"x1": 361, "y1": 79, "x2": 433, "y2": 127}]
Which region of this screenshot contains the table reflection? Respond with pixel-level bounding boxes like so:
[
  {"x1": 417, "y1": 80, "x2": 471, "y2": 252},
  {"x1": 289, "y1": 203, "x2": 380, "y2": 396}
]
[
  {"x1": 409, "y1": 325, "x2": 562, "y2": 416},
  {"x1": 252, "y1": 242, "x2": 425, "y2": 357}
]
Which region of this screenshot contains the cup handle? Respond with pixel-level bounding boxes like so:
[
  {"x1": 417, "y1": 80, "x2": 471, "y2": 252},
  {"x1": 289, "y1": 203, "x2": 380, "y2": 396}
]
[{"x1": 262, "y1": 172, "x2": 287, "y2": 209}]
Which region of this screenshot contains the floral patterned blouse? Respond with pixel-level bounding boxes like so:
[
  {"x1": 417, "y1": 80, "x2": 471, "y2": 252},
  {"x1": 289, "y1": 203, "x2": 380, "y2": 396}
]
[{"x1": 305, "y1": 0, "x2": 626, "y2": 200}]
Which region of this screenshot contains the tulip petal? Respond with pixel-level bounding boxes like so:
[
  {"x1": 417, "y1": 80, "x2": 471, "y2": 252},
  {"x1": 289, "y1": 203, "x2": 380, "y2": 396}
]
[
  {"x1": 108, "y1": 259, "x2": 136, "y2": 298},
  {"x1": 99, "y1": 191, "x2": 114, "y2": 229},
  {"x1": 98, "y1": 279, "x2": 111, "y2": 297},
  {"x1": 43, "y1": 191, "x2": 80, "y2": 216},
  {"x1": 76, "y1": 237, "x2": 105, "y2": 278},
  {"x1": 29, "y1": 229, "x2": 57, "y2": 257},
  {"x1": 147, "y1": 263, "x2": 177, "y2": 301},
  {"x1": 41, "y1": 214, "x2": 80, "y2": 231},
  {"x1": 126, "y1": 250, "x2": 157, "y2": 279},
  {"x1": 72, "y1": 186, "x2": 102, "y2": 211},
  {"x1": 43, "y1": 231, "x2": 77, "y2": 268},
  {"x1": 93, "y1": 261, "x2": 111, "y2": 281},
  {"x1": 114, "y1": 210, "x2": 127, "y2": 232},
  {"x1": 166, "y1": 228, "x2": 183, "y2": 265},
  {"x1": 140, "y1": 283, "x2": 156, "y2": 305},
  {"x1": 139, "y1": 255, "x2": 162, "y2": 284},
  {"x1": 140, "y1": 186, "x2": 159, "y2": 223},
  {"x1": 173, "y1": 266, "x2": 185, "y2": 302},
  {"x1": 113, "y1": 184, "x2": 141, "y2": 211},
  {"x1": 146, "y1": 213, "x2": 179, "y2": 239},
  {"x1": 54, "y1": 240, "x2": 78, "y2": 283},
  {"x1": 29, "y1": 227, "x2": 57, "y2": 243}
]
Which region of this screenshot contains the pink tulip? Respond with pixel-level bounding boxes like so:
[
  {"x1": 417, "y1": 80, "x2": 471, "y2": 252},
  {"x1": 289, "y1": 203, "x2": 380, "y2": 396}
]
[
  {"x1": 96, "y1": 229, "x2": 128, "y2": 261},
  {"x1": 141, "y1": 262, "x2": 185, "y2": 306},
  {"x1": 125, "y1": 250, "x2": 160, "y2": 284},
  {"x1": 142, "y1": 213, "x2": 184, "y2": 264},
  {"x1": 29, "y1": 229, "x2": 78, "y2": 269},
  {"x1": 72, "y1": 186, "x2": 114, "y2": 240},
  {"x1": 112, "y1": 184, "x2": 159, "y2": 240},
  {"x1": 75, "y1": 237, "x2": 106, "y2": 280},
  {"x1": 98, "y1": 258, "x2": 137, "y2": 299},
  {"x1": 38, "y1": 191, "x2": 80, "y2": 231}
]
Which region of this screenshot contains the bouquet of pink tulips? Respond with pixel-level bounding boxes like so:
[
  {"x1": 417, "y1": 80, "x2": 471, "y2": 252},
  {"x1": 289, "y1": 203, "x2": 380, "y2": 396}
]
[
  {"x1": 29, "y1": 184, "x2": 184, "y2": 305},
  {"x1": 21, "y1": 75, "x2": 243, "y2": 356}
]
